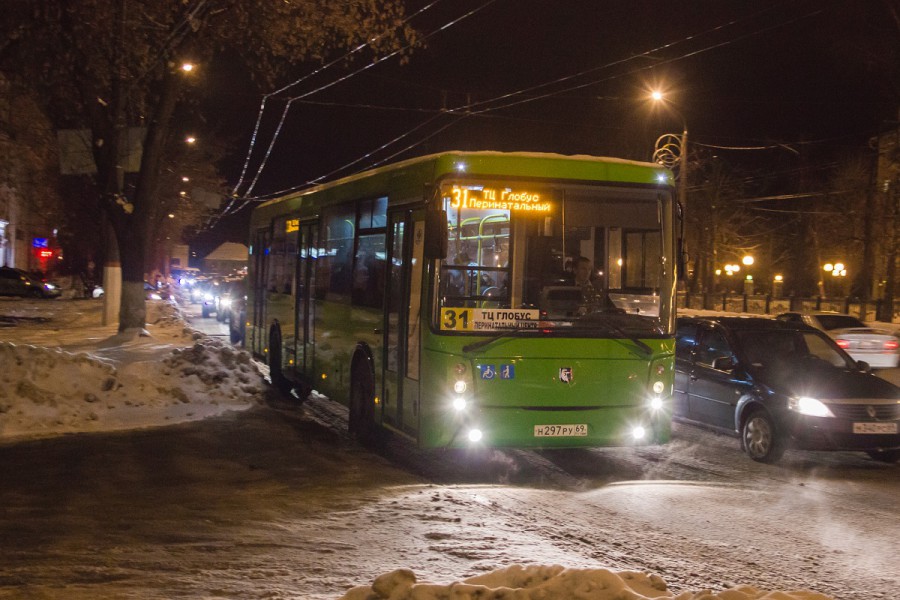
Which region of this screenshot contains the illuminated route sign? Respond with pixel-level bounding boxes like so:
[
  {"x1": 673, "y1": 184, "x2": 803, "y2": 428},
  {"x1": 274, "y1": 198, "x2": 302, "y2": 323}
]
[{"x1": 450, "y1": 186, "x2": 552, "y2": 213}]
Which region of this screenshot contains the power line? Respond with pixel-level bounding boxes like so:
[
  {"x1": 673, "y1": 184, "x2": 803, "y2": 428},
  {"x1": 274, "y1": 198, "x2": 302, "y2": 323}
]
[
  {"x1": 211, "y1": 2, "x2": 835, "y2": 225},
  {"x1": 231, "y1": 0, "x2": 498, "y2": 200}
]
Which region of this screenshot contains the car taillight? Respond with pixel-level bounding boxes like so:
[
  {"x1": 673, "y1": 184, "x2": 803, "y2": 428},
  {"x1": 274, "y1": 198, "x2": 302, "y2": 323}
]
[
  {"x1": 884, "y1": 339, "x2": 899, "y2": 352},
  {"x1": 835, "y1": 339, "x2": 850, "y2": 349}
]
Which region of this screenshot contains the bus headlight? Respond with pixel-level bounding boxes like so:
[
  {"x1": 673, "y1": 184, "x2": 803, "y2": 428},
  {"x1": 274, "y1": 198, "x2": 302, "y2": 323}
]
[
  {"x1": 467, "y1": 428, "x2": 483, "y2": 443},
  {"x1": 652, "y1": 380, "x2": 665, "y2": 394},
  {"x1": 451, "y1": 362, "x2": 473, "y2": 412},
  {"x1": 649, "y1": 396, "x2": 663, "y2": 411},
  {"x1": 631, "y1": 426, "x2": 646, "y2": 440}
]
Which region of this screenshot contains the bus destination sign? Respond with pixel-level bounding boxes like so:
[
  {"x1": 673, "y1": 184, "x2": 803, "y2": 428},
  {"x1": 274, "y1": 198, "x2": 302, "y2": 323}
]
[
  {"x1": 441, "y1": 308, "x2": 541, "y2": 331},
  {"x1": 450, "y1": 186, "x2": 552, "y2": 213}
]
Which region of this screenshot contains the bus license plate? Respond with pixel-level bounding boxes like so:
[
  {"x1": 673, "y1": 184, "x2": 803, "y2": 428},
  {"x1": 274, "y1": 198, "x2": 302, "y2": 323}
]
[
  {"x1": 534, "y1": 424, "x2": 588, "y2": 437},
  {"x1": 853, "y1": 422, "x2": 898, "y2": 434}
]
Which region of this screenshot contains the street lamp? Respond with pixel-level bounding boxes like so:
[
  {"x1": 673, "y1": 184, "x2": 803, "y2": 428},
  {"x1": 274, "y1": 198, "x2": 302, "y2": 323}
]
[
  {"x1": 822, "y1": 262, "x2": 848, "y2": 297},
  {"x1": 650, "y1": 90, "x2": 689, "y2": 213}
]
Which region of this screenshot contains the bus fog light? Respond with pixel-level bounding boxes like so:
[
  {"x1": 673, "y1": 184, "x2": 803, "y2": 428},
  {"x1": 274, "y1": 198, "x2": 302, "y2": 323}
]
[
  {"x1": 649, "y1": 396, "x2": 663, "y2": 411},
  {"x1": 632, "y1": 426, "x2": 646, "y2": 440},
  {"x1": 452, "y1": 397, "x2": 467, "y2": 412},
  {"x1": 652, "y1": 380, "x2": 665, "y2": 394},
  {"x1": 453, "y1": 380, "x2": 467, "y2": 394},
  {"x1": 467, "y1": 428, "x2": 483, "y2": 443}
]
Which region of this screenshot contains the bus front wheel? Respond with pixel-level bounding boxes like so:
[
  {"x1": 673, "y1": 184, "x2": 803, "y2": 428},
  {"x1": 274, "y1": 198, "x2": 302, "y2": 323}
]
[
  {"x1": 268, "y1": 324, "x2": 285, "y2": 387},
  {"x1": 349, "y1": 369, "x2": 380, "y2": 447}
]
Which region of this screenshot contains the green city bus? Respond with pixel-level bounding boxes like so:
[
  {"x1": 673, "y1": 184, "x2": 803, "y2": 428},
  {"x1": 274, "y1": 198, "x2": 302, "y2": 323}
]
[{"x1": 247, "y1": 151, "x2": 679, "y2": 448}]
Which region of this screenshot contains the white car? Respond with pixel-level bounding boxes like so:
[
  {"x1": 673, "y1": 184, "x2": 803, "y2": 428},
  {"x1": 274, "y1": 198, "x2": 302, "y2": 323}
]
[{"x1": 775, "y1": 311, "x2": 900, "y2": 369}]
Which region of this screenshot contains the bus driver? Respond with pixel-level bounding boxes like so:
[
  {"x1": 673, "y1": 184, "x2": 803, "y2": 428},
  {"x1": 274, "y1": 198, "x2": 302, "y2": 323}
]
[{"x1": 573, "y1": 256, "x2": 621, "y2": 314}]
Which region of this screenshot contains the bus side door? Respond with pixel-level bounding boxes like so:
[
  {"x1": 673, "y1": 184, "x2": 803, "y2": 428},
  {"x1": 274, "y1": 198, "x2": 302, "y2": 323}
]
[
  {"x1": 383, "y1": 209, "x2": 424, "y2": 437},
  {"x1": 294, "y1": 221, "x2": 318, "y2": 375},
  {"x1": 250, "y1": 227, "x2": 271, "y2": 357}
]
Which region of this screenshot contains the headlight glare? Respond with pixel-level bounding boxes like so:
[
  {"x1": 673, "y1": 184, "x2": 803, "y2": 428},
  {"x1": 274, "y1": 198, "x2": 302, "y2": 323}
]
[
  {"x1": 789, "y1": 396, "x2": 834, "y2": 418},
  {"x1": 452, "y1": 397, "x2": 467, "y2": 412}
]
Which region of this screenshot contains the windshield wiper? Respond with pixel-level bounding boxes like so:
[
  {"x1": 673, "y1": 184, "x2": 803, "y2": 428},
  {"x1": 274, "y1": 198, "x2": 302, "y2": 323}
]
[
  {"x1": 605, "y1": 325, "x2": 654, "y2": 357},
  {"x1": 461, "y1": 325, "x2": 654, "y2": 357},
  {"x1": 462, "y1": 329, "x2": 522, "y2": 353}
]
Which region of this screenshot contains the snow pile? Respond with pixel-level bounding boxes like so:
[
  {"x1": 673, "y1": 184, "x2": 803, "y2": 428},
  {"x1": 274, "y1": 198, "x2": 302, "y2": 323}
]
[
  {"x1": 340, "y1": 565, "x2": 834, "y2": 600},
  {"x1": 0, "y1": 298, "x2": 263, "y2": 443}
]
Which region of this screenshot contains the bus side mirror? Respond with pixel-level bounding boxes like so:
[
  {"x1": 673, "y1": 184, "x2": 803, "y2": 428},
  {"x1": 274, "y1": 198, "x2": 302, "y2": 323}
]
[{"x1": 424, "y1": 209, "x2": 448, "y2": 259}]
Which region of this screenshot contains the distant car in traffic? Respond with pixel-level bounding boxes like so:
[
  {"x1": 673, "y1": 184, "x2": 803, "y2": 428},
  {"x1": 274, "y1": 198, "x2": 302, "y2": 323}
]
[
  {"x1": 219, "y1": 278, "x2": 247, "y2": 344},
  {"x1": 0, "y1": 267, "x2": 62, "y2": 298},
  {"x1": 675, "y1": 316, "x2": 900, "y2": 464},
  {"x1": 214, "y1": 277, "x2": 245, "y2": 323},
  {"x1": 195, "y1": 278, "x2": 225, "y2": 318},
  {"x1": 775, "y1": 311, "x2": 899, "y2": 369}
]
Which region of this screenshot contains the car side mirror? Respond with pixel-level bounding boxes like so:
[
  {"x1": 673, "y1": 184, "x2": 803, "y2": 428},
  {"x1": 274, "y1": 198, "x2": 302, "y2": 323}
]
[
  {"x1": 856, "y1": 360, "x2": 871, "y2": 374},
  {"x1": 712, "y1": 356, "x2": 736, "y2": 372}
]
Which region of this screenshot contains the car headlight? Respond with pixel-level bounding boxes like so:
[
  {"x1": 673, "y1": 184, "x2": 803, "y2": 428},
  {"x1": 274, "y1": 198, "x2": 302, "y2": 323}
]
[
  {"x1": 788, "y1": 396, "x2": 834, "y2": 418},
  {"x1": 220, "y1": 298, "x2": 232, "y2": 308}
]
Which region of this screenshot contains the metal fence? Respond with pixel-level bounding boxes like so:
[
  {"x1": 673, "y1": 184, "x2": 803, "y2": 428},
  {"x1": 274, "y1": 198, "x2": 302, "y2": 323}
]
[{"x1": 677, "y1": 293, "x2": 899, "y2": 324}]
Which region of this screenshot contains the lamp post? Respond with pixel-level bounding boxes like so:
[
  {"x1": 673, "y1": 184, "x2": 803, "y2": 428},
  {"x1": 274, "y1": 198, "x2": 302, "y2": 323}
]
[
  {"x1": 650, "y1": 91, "x2": 689, "y2": 214},
  {"x1": 741, "y1": 255, "x2": 754, "y2": 295},
  {"x1": 823, "y1": 262, "x2": 847, "y2": 297}
]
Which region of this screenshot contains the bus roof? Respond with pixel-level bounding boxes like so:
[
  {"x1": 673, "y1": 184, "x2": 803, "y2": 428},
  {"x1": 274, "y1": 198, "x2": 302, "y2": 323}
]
[{"x1": 251, "y1": 151, "x2": 674, "y2": 224}]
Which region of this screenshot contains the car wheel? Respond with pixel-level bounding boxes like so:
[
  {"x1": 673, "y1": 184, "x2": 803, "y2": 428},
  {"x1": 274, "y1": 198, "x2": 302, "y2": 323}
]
[
  {"x1": 741, "y1": 410, "x2": 786, "y2": 463},
  {"x1": 866, "y1": 449, "x2": 900, "y2": 463},
  {"x1": 229, "y1": 323, "x2": 241, "y2": 345},
  {"x1": 201, "y1": 305, "x2": 211, "y2": 318}
]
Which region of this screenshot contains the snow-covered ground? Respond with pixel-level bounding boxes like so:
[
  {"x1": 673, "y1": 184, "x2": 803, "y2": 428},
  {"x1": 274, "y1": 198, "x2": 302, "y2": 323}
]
[
  {"x1": 0, "y1": 296, "x2": 263, "y2": 443},
  {"x1": 4, "y1": 293, "x2": 898, "y2": 599}
]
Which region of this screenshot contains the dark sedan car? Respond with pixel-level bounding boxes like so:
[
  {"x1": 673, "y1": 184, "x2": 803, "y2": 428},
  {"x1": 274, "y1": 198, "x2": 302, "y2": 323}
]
[
  {"x1": 675, "y1": 316, "x2": 900, "y2": 464},
  {"x1": 0, "y1": 267, "x2": 61, "y2": 298}
]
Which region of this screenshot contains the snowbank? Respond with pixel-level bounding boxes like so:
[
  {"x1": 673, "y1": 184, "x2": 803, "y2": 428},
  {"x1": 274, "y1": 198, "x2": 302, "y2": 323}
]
[
  {"x1": 340, "y1": 565, "x2": 833, "y2": 600},
  {"x1": 0, "y1": 298, "x2": 263, "y2": 442}
]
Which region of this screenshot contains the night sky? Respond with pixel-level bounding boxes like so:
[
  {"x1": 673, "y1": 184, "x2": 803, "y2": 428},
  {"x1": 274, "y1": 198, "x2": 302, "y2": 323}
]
[{"x1": 197, "y1": 0, "x2": 899, "y2": 246}]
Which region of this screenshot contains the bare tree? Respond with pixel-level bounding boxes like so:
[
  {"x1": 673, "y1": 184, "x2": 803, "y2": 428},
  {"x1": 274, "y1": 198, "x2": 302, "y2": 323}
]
[{"x1": 1, "y1": 0, "x2": 419, "y2": 330}]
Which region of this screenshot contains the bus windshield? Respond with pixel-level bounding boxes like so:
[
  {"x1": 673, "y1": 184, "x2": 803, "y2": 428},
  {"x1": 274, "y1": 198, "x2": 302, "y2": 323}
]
[{"x1": 436, "y1": 181, "x2": 670, "y2": 336}]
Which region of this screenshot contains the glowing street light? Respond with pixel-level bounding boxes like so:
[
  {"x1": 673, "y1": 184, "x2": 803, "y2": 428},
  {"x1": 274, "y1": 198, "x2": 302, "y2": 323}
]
[
  {"x1": 185, "y1": 136, "x2": 196, "y2": 144},
  {"x1": 649, "y1": 89, "x2": 689, "y2": 213},
  {"x1": 742, "y1": 255, "x2": 754, "y2": 266}
]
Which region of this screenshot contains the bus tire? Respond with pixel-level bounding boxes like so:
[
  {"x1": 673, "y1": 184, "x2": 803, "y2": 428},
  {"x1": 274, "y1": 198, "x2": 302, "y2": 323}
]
[
  {"x1": 268, "y1": 323, "x2": 285, "y2": 387},
  {"x1": 349, "y1": 365, "x2": 380, "y2": 447}
]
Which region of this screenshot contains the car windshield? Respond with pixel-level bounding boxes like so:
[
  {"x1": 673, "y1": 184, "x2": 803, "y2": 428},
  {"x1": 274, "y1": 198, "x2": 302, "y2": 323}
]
[
  {"x1": 816, "y1": 314, "x2": 866, "y2": 330},
  {"x1": 435, "y1": 180, "x2": 673, "y2": 337},
  {"x1": 735, "y1": 329, "x2": 854, "y2": 370}
]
